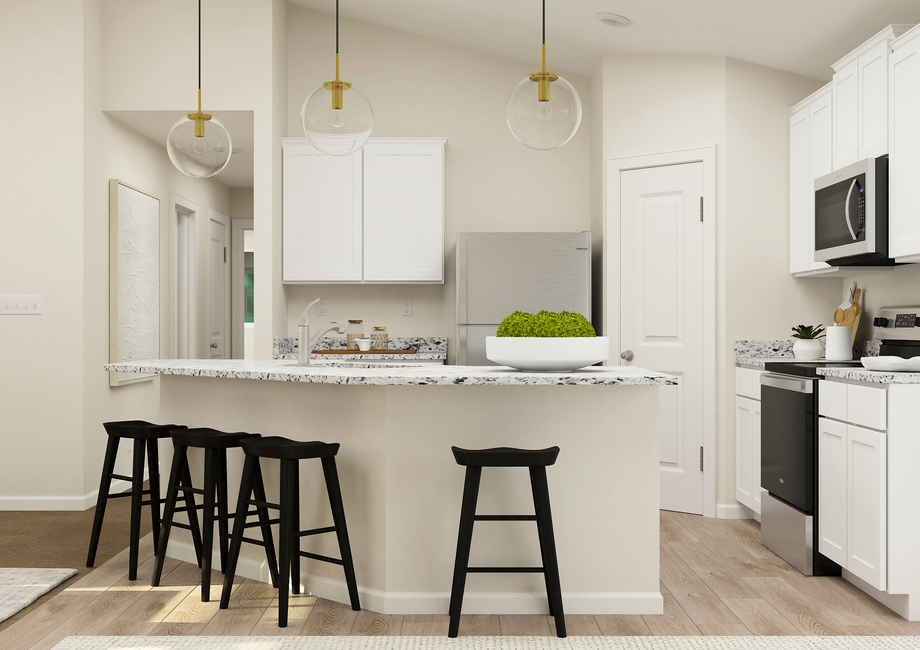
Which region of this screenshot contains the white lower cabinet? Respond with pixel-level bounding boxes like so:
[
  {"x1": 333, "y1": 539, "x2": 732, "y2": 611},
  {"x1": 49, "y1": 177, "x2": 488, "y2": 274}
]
[
  {"x1": 735, "y1": 367, "x2": 763, "y2": 515},
  {"x1": 818, "y1": 414, "x2": 887, "y2": 591}
]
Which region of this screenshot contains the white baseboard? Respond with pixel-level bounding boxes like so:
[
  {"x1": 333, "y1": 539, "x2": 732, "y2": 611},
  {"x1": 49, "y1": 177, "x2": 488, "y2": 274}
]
[
  {"x1": 716, "y1": 501, "x2": 756, "y2": 520},
  {"x1": 165, "y1": 540, "x2": 663, "y2": 616},
  {"x1": 0, "y1": 467, "x2": 151, "y2": 511}
]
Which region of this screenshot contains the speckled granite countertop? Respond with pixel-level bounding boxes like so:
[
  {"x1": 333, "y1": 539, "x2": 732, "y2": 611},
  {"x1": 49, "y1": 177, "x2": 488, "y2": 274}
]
[
  {"x1": 817, "y1": 367, "x2": 920, "y2": 384},
  {"x1": 733, "y1": 340, "x2": 882, "y2": 370},
  {"x1": 103, "y1": 359, "x2": 677, "y2": 386},
  {"x1": 274, "y1": 336, "x2": 447, "y2": 361}
]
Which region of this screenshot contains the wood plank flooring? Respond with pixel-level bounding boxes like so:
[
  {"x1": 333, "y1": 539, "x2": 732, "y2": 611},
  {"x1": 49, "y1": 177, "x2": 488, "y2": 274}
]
[{"x1": 3, "y1": 510, "x2": 920, "y2": 648}]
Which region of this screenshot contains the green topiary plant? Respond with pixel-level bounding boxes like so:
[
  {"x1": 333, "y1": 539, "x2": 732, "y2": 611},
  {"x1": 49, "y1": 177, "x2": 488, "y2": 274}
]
[
  {"x1": 791, "y1": 324, "x2": 825, "y2": 339},
  {"x1": 497, "y1": 310, "x2": 596, "y2": 337}
]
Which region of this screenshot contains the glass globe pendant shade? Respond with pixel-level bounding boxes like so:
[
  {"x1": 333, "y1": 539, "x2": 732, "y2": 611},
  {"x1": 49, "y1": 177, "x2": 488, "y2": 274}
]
[
  {"x1": 301, "y1": 82, "x2": 373, "y2": 156},
  {"x1": 166, "y1": 115, "x2": 232, "y2": 179},
  {"x1": 506, "y1": 73, "x2": 582, "y2": 150}
]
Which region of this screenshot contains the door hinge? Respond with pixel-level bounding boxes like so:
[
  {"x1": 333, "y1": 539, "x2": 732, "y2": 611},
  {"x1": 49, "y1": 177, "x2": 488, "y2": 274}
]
[
  {"x1": 699, "y1": 197, "x2": 704, "y2": 222},
  {"x1": 224, "y1": 247, "x2": 227, "y2": 263},
  {"x1": 700, "y1": 446, "x2": 704, "y2": 472}
]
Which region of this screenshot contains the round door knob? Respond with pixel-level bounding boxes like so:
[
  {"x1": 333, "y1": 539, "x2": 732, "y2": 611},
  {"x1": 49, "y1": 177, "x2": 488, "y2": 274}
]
[
  {"x1": 210, "y1": 343, "x2": 218, "y2": 349},
  {"x1": 620, "y1": 350, "x2": 633, "y2": 361}
]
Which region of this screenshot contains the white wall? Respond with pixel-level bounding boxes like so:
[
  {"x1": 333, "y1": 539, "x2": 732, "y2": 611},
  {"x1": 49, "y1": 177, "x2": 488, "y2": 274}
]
[
  {"x1": 841, "y1": 265, "x2": 920, "y2": 341},
  {"x1": 284, "y1": 7, "x2": 592, "y2": 361}
]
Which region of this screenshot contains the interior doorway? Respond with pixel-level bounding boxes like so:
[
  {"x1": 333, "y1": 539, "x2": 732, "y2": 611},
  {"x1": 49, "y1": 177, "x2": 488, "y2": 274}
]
[
  {"x1": 170, "y1": 193, "x2": 198, "y2": 359},
  {"x1": 231, "y1": 219, "x2": 254, "y2": 359},
  {"x1": 208, "y1": 210, "x2": 231, "y2": 359},
  {"x1": 606, "y1": 147, "x2": 717, "y2": 517}
]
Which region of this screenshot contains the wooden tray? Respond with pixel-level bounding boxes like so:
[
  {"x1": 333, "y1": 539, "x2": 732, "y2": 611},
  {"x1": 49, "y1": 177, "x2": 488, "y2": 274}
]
[{"x1": 312, "y1": 349, "x2": 418, "y2": 355}]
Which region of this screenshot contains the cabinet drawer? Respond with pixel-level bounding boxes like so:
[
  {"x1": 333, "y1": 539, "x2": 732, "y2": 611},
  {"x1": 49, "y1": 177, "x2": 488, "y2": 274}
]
[
  {"x1": 819, "y1": 380, "x2": 848, "y2": 420},
  {"x1": 847, "y1": 384, "x2": 887, "y2": 431},
  {"x1": 752, "y1": 370, "x2": 765, "y2": 401},
  {"x1": 735, "y1": 367, "x2": 765, "y2": 400}
]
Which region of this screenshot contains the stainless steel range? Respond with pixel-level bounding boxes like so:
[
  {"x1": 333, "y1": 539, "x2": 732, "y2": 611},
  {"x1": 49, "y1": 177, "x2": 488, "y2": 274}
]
[{"x1": 759, "y1": 305, "x2": 920, "y2": 576}]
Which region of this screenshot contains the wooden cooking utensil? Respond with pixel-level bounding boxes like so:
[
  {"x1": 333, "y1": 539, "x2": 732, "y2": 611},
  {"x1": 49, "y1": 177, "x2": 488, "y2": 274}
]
[
  {"x1": 840, "y1": 288, "x2": 862, "y2": 344},
  {"x1": 834, "y1": 308, "x2": 844, "y2": 326}
]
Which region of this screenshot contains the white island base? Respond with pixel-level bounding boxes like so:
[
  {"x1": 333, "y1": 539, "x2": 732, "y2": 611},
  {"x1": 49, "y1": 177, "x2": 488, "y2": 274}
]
[{"x1": 108, "y1": 361, "x2": 672, "y2": 616}]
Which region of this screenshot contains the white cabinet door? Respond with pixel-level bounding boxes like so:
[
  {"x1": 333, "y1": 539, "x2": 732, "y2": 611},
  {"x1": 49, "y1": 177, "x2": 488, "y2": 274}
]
[
  {"x1": 809, "y1": 92, "x2": 833, "y2": 270},
  {"x1": 735, "y1": 396, "x2": 754, "y2": 510},
  {"x1": 362, "y1": 139, "x2": 445, "y2": 283},
  {"x1": 818, "y1": 417, "x2": 848, "y2": 566},
  {"x1": 889, "y1": 35, "x2": 920, "y2": 260},
  {"x1": 833, "y1": 60, "x2": 859, "y2": 170},
  {"x1": 789, "y1": 107, "x2": 812, "y2": 274},
  {"x1": 752, "y1": 399, "x2": 762, "y2": 515},
  {"x1": 858, "y1": 41, "x2": 890, "y2": 160},
  {"x1": 847, "y1": 424, "x2": 887, "y2": 590},
  {"x1": 282, "y1": 140, "x2": 363, "y2": 282}
]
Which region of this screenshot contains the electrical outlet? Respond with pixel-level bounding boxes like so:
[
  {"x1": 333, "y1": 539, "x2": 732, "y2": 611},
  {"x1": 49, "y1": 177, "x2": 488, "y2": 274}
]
[
  {"x1": 402, "y1": 299, "x2": 412, "y2": 316},
  {"x1": 316, "y1": 300, "x2": 327, "y2": 316},
  {"x1": 0, "y1": 295, "x2": 42, "y2": 315}
]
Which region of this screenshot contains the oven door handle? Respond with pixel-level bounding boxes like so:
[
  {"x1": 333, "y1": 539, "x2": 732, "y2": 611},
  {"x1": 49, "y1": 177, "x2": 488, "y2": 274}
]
[
  {"x1": 844, "y1": 178, "x2": 858, "y2": 241},
  {"x1": 761, "y1": 374, "x2": 814, "y2": 393}
]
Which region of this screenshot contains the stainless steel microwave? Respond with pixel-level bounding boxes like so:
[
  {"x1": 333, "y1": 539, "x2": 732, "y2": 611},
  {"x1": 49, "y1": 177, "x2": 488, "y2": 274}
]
[{"x1": 813, "y1": 156, "x2": 890, "y2": 265}]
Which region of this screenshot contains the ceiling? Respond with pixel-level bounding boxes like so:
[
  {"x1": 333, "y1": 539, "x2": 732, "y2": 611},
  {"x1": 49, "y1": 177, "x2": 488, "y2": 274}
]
[
  {"x1": 289, "y1": 0, "x2": 920, "y2": 81},
  {"x1": 107, "y1": 110, "x2": 254, "y2": 189}
]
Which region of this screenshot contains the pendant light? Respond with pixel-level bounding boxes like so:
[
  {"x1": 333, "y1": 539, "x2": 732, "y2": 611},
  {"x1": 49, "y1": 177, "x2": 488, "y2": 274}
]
[
  {"x1": 506, "y1": 0, "x2": 582, "y2": 150},
  {"x1": 301, "y1": 0, "x2": 373, "y2": 156},
  {"x1": 166, "y1": 0, "x2": 232, "y2": 178}
]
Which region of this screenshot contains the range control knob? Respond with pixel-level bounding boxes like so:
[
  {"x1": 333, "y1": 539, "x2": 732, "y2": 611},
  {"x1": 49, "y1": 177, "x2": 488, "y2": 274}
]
[{"x1": 873, "y1": 317, "x2": 890, "y2": 327}]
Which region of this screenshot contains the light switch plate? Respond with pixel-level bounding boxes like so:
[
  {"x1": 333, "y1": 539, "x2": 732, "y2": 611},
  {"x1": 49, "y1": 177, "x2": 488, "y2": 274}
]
[{"x1": 1, "y1": 295, "x2": 42, "y2": 315}]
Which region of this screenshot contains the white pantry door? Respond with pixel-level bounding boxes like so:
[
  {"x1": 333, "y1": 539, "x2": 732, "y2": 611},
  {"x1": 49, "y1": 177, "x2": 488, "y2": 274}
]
[
  {"x1": 620, "y1": 162, "x2": 705, "y2": 514},
  {"x1": 208, "y1": 210, "x2": 230, "y2": 359}
]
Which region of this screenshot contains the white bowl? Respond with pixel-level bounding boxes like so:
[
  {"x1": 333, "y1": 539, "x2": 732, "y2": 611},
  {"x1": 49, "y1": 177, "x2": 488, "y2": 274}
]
[
  {"x1": 486, "y1": 336, "x2": 609, "y2": 372},
  {"x1": 861, "y1": 356, "x2": 920, "y2": 372}
]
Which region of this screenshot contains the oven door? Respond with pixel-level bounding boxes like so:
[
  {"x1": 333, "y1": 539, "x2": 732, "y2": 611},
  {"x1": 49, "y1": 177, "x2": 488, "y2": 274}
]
[{"x1": 760, "y1": 373, "x2": 816, "y2": 514}]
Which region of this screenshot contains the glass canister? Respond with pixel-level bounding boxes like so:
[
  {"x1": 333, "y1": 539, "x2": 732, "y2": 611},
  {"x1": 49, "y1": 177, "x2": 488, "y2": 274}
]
[
  {"x1": 346, "y1": 320, "x2": 364, "y2": 350},
  {"x1": 371, "y1": 326, "x2": 388, "y2": 350}
]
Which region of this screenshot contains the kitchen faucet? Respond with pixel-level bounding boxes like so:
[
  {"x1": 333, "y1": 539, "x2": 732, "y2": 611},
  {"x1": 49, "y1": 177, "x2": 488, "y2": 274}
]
[{"x1": 297, "y1": 298, "x2": 345, "y2": 365}]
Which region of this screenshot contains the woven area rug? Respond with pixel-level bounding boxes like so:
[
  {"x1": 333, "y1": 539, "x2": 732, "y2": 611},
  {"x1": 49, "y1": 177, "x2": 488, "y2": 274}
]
[
  {"x1": 48, "y1": 637, "x2": 920, "y2": 650},
  {"x1": 0, "y1": 567, "x2": 77, "y2": 623}
]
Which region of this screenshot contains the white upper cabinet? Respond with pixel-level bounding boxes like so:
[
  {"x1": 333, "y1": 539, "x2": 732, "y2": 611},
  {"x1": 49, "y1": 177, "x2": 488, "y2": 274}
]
[
  {"x1": 362, "y1": 139, "x2": 446, "y2": 283},
  {"x1": 283, "y1": 140, "x2": 363, "y2": 282},
  {"x1": 831, "y1": 25, "x2": 911, "y2": 170},
  {"x1": 282, "y1": 137, "x2": 447, "y2": 284},
  {"x1": 889, "y1": 25, "x2": 920, "y2": 261}
]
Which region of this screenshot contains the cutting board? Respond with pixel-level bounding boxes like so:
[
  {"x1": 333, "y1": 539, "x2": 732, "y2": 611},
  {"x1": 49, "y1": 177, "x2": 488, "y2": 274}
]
[{"x1": 312, "y1": 349, "x2": 418, "y2": 355}]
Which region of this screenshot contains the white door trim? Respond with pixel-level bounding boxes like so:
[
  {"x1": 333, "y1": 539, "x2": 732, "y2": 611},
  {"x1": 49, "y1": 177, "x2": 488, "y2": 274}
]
[
  {"x1": 231, "y1": 219, "x2": 253, "y2": 359},
  {"x1": 169, "y1": 193, "x2": 198, "y2": 359},
  {"x1": 606, "y1": 146, "x2": 717, "y2": 519}
]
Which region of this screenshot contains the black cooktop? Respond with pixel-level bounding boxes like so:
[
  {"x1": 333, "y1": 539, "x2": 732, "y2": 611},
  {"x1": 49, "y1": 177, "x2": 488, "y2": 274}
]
[{"x1": 763, "y1": 360, "x2": 864, "y2": 378}]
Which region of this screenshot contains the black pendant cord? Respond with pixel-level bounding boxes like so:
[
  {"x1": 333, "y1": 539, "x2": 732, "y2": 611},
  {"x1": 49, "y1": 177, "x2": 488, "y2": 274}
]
[
  {"x1": 336, "y1": 0, "x2": 339, "y2": 55},
  {"x1": 198, "y1": 0, "x2": 202, "y2": 92},
  {"x1": 542, "y1": 0, "x2": 545, "y2": 46}
]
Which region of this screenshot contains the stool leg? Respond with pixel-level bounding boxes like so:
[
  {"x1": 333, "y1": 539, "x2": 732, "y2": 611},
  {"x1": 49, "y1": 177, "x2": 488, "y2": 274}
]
[
  {"x1": 221, "y1": 453, "x2": 258, "y2": 609},
  {"x1": 321, "y1": 456, "x2": 360, "y2": 611},
  {"x1": 291, "y1": 462, "x2": 301, "y2": 595},
  {"x1": 252, "y1": 463, "x2": 280, "y2": 589},
  {"x1": 152, "y1": 444, "x2": 188, "y2": 586},
  {"x1": 530, "y1": 466, "x2": 565, "y2": 638},
  {"x1": 128, "y1": 439, "x2": 147, "y2": 581},
  {"x1": 147, "y1": 438, "x2": 162, "y2": 546},
  {"x1": 448, "y1": 465, "x2": 481, "y2": 638},
  {"x1": 87, "y1": 436, "x2": 120, "y2": 568},
  {"x1": 201, "y1": 447, "x2": 218, "y2": 602},
  {"x1": 278, "y1": 458, "x2": 297, "y2": 627},
  {"x1": 216, "y1": 449, "x2": 230, "y2": 574},
  {"x1": 179, "y1": 452, "x2": 204, "y2": 568}
]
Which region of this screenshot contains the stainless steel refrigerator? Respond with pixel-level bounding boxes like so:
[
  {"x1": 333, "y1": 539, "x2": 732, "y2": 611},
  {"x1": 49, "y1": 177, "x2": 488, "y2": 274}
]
[{"x1": 456, "y1": 232, "x2": 592, "y2": 365}]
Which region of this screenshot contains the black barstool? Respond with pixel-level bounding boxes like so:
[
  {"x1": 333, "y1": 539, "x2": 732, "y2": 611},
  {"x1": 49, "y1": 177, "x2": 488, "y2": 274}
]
[
  {"x1": 220, "y1": 436, "x2": 361, "y2": 627},
  {"x1": 151, "y1": 428, "x2": 280, "y2": 601},
  {"x1": 448, "y1": 446, "x2": 565, "y2": 638},
  {"x1": 86, "y1": 420, "x2": 184, "y2": 580}
]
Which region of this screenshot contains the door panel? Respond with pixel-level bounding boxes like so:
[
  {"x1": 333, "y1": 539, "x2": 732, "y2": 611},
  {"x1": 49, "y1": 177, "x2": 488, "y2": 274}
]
[
  {"x1": 818, "y1": 417, "x2": 847, "y2": 566},
  {"x1": 847, "y1": 424, "x2": 886, "y2": 590},
  {"x1": 209, "y1": 211, "x2": 230, "y2": 359},
  {"x1": 620, "y1": 162, "x2": 704, "y2": 514}
]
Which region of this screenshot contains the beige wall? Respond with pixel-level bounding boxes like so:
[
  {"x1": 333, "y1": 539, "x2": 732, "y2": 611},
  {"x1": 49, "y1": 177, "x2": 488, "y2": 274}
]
[
  {"x1": 284, "y1": 7, "x2": 592, "y2": 359},
  {"x1": 841, "y1": 265, "x2": 920, "y2": 341}
]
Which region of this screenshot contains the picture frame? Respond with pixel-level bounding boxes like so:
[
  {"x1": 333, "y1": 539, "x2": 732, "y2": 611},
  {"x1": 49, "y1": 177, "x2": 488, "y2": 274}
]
[{"x1": 109, "y1": 179, "x2": 161, "y2": 386}]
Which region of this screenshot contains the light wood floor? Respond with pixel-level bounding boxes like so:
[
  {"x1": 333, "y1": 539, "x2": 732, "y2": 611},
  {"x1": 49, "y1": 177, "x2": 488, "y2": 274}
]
[{"x1": 3, "y1": 511, "x2": 920, "y2": 649}]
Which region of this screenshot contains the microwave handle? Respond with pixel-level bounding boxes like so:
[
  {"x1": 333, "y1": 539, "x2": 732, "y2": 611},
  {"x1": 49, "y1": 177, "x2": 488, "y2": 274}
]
[{"x1": 844, "y1": 178, "x2": 858, "y2": 241}]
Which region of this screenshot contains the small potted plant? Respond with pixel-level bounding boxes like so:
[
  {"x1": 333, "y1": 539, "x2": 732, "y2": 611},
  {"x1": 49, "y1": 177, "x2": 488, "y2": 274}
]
[
  {"x1": 791, "y1": 324, "x2": 826, "y2": 360},
  {"x1": 485, "y1": 310, "x2": 609, "y2": 371}
]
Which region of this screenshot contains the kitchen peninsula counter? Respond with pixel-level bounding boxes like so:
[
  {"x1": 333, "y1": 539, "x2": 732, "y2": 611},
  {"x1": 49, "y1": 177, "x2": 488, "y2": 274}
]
[{"x1": 104, "y1": 359, "x2": 675, "y2": 616}]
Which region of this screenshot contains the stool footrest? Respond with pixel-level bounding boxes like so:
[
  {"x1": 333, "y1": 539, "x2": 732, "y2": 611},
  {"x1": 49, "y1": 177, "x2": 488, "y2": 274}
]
[
  {"x1": 246, "y1": 498, "x2": 280, "y2": 510},
  {"x1": 243, "y1": 519, "x2": 280, "y2": 528},
  {"x1": 468, "y1": 567, "x2": 545, "y2": 573},
  {"x1": 296, "y1": 550, "x2": 344, "y2": 566},
  {"x1": 108, "y1": 473, "x2": 135, "y2": 483},
  {"x1": 241, "y1": 536, "x2": 271, "y2": 547},
  {"x1": 177, "y1": 485, "x2": 206, "y2": 496},
  {"x1": 172, "y1": 505, "x2": 202, "y2": 515},
  {"x1": 171, "y1": 522, "x2": 194, "y2": 532},
  {"x1": 474, "y1": 515, "x2": 537, "y2": 521},
  {"x1": 298, "y1": 525, "x2": 337, "y2": 538},
  {"x1": 106, "y1": 490, "x2": 152, "y2": 500}
]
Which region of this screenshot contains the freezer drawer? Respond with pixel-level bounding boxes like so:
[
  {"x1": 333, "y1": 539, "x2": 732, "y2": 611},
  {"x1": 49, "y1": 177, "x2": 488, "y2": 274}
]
[{"x1": 761, "y1": 491, "x2": 814, "y2": 576}]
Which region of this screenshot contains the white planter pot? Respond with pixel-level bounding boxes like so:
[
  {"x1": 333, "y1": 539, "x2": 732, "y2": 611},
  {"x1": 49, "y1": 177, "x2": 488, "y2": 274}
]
[
  {"x1": 792, "y1": 338, "x2": 824, "y2": 360},
  {"x1": 485, "y1": 336, "x2": 609, "y2": 372}
]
